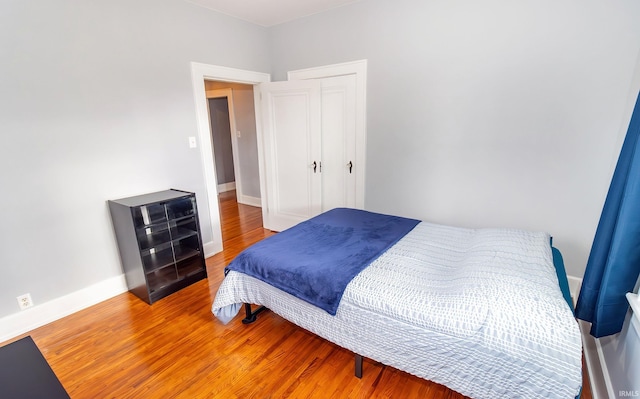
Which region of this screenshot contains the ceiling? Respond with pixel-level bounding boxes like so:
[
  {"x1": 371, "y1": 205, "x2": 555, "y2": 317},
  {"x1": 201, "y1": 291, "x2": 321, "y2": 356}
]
[{"x1": 183, "y1": 0, "x2": 361, "y2": 27}]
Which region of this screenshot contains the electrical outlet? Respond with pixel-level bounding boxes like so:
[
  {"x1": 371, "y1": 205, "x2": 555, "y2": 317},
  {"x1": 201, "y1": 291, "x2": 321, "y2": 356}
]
[{"x1": 17, "y1": 293, "x2": 33, "y2": 310}]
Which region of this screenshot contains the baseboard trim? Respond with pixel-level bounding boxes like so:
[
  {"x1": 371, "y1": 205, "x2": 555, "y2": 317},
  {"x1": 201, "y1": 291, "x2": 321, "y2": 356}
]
[
  {"x1": 203, "y1": 240, "x2": 221, "y2": 258},
  {"x1": 217, "y1": 182, "x2": 236, "y2": 193},
  {"x1": 237, "y1": 195, "x2": 261, "y2": 208},
  {"x1": 567, "y1": 275, "x2": 582, "y2": 306},
  {"x1": 0, "y1": 275, "x2": 128, "y2": 343},
  {"x1": 578, "y1": 320, "x2": 606, "y2": 399},
  {"x1": 594, "y1": 336, "x2": 616, "y2": 399},
  {"x1": 578, "y1": 306, "x2": 621, "y2": 399},
  {"x1": 570, "y1": 277, "x2": 611, "y2": 399}
]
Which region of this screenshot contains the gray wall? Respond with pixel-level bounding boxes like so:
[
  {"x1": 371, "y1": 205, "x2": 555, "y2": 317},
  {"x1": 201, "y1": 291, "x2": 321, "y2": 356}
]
[
  {"x1": 0, "y1": 0, "x2": 269, "y2": 318},
  {"x1": 209, "y1": 97, "x2": 235, "y2": 185},
  {"x1": 268, "y1": 0, "x2": 640, "y2": 279}
]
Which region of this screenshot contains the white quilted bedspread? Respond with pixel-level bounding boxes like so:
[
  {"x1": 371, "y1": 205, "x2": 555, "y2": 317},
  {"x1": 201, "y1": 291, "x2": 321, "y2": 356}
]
[{"x1": 212, "y1": 222, "x2": 583, "y2": 399}]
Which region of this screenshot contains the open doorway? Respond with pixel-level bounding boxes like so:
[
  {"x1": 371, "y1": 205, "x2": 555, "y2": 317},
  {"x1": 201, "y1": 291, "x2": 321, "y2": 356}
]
[
  {"x1": 204, "y1": 82, "x2": 261, "y2": 207},
  {"x1": 190, "y1": 63, "x2": 270, "y2": 257},
  {"x1": 204, "y1": 81, "x2": 264, "y2": 245},
  {"x1": 207, "y1": 95, "x2": 235, "y2": 193}
]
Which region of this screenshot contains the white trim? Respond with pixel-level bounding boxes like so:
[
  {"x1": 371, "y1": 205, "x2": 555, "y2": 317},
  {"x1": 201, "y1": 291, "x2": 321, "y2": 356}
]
[
  {"x1": 626, "y1": 293, "x2": 640, "y2": 341},
  {"x1": 190, "y1": 63, "x2": 270, "y2": 255},
  {"x1": 217, "y1": 181, "x2": 236, "y2": 193},
  {"x1": 241, "y1": 195, "x2": 262, "y2": 207},
  {"x1": 582, "y1": 296, "x2": 640, "y2": 399},
  {"x1": 595, "y1": 338, "x2": 616, "y2": 399},
  {"x1": 287, "y1": 60, "x2": 367, "y2": 209},
  {"x1": 567, "y1": 275, "x2": 583, "y2": 306},
  {"x1": 203, "y1": 240, "x2": 217, "y2": 258},
  {"x1": 287, "y1": 59, "x2": 368, "y2": 80},
  {"x1": 580, "y1": 320, "x2": 609, "y2": 399},
  {"x1": 0, "y1": 275, "x2": 128, "y2": 342},
  {"x1": 571, "y1": 277, "x2": 611, "y2": 399},
  {"x1": 254, "y1": 85, "x2": 269, "y2": 221}
]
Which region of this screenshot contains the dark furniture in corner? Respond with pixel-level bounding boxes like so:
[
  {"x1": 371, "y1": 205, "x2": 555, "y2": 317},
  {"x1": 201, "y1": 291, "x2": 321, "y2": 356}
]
[{"x1": 109, "y1": 189, "x2": 207, "y2": 304}]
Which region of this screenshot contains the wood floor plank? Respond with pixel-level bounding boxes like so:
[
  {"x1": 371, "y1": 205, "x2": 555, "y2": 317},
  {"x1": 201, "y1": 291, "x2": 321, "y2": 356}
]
[{"x1": 1, "y1": 190, "x2": 591, "y2": 398}]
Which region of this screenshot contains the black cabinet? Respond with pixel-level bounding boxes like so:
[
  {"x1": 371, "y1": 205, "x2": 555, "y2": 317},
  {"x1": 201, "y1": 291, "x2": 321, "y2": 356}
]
[{"x1": 108, "y1": 189, "x2": 207, "y2": 304}]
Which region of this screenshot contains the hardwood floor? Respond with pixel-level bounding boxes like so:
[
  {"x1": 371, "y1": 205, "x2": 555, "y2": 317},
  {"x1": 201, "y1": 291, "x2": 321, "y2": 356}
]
[{"x1": 2, "y1": 191, "x2": 591, "y2": 398}]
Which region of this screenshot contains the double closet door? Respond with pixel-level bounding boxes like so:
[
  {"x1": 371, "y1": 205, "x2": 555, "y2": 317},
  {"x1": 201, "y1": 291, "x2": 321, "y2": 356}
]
[{"x1": 260, "y1": 75, "x2": 361, "y2": 231}]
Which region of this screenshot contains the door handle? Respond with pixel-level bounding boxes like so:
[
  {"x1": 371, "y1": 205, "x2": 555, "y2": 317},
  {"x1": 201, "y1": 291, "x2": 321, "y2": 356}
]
[
  {"x1": 312, "y1": 161, "x2": 317, "y2": 173},
  {"x1": 347, "y1": 161, "x2": 353, "y2": 174}
]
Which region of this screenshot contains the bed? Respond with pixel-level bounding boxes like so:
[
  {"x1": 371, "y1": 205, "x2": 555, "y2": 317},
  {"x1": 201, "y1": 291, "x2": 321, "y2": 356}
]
[{"x1": 212, "y1": 208, "x2": 583, "y2": 399}]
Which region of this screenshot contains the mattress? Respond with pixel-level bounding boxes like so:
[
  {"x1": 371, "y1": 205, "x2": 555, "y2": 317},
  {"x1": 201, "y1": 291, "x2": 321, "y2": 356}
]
[{"x1": 212, "y1": 221, "x2": 583, "y2": 399}]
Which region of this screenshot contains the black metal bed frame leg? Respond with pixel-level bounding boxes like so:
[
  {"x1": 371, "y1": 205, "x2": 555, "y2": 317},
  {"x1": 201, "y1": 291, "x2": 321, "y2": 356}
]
[
  {"x1": 241, "y1": 303, "x2": 267, "y2": 324},
  {"x1": 355, "y1": 354, "x2": 363, "y2": 378}
]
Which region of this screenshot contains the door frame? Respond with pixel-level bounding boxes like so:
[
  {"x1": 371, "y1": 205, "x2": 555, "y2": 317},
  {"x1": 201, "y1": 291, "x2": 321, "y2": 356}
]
[
  {"x1": 190, "y1": 62, "x2": 270, "y2": 256},
  {"x1": 206, "y1": 89, "x2": 244, "y2": 199},
  {"x1": 287, "y1": 59, "x2": 367, "y2": 209}
]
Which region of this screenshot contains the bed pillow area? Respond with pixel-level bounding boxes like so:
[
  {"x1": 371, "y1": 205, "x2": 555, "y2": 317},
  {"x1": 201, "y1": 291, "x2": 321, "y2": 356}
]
[{"x1": 344, "y1": 222, "x2": 572, "y2": 341}]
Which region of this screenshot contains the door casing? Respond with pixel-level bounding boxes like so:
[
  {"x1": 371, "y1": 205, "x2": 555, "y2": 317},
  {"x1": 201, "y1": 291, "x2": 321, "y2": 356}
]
[
  {"x1": 190, "y1": 61, "x2": 366, "y2": 257},
  {"x1": 190, "y1": 63, "x2": 270, "y2": 257}
]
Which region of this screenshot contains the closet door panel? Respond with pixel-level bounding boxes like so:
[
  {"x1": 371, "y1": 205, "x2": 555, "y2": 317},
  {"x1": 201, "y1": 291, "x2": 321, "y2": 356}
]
[
  {"x1": 260, "y1": 80, "x2": 322, "y2": 231},
  {"x1": 320, "y1": 75, "x2": 357, "y2": 211}
]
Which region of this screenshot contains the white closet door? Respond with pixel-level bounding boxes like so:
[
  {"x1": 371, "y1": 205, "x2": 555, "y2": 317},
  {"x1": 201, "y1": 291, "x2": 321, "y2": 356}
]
[
  {"x1": 259, "y1": 80, "x2": 322, "y2": 231},
  {"x1": 319, "y1": 75, "x2": 357, "y2": 211}
]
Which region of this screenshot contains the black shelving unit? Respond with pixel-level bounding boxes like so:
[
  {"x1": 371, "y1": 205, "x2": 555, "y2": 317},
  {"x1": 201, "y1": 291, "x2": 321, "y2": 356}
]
[{"x1": 108, "y1": 189, "x2": 207, "y2": 304}]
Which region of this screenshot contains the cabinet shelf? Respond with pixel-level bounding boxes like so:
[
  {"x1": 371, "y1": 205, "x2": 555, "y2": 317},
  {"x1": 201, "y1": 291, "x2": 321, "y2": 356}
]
[
  {"x1": 138, "y1": 226, "x2": 199, "y2": 256},
  {"x1": 109, "y1": 189, "x2": 207, "y2": 304},
  {"x1": 147, "y1": 266, "x2": 178, "y2": 293},
  {"x1": 142, "y1": 248, "x2": 175, "y2": 273},
  {"x1": 172, "y1": 227, "x2": 199, "y2": 242},
  {"x1": 135, "y1": 214, "x2": 196, "y2": 231},
  {"x1": 137, "y1": 231, "x2": 171, "y2": 251},
  {"x1": 173, "y1": 246, "x2": 200, "y2": 263}
]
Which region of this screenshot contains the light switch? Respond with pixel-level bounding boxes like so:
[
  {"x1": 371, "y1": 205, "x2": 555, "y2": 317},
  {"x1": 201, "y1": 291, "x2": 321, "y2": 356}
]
[
  {"x1": 188, "y1": 136, "x2": 197, "y2": 148},
  {"x1": 236, "y1": 131, "x2": 241, "y2": 138}
]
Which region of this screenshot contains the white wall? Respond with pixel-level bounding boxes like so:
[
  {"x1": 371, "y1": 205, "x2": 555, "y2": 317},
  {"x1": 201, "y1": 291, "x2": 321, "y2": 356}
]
[
  {"x1": 0, "y1": 0, "x2": 269, "y2": 320},
  {"x1": 268, "y1": 0, "x2": 640, "y2": 278}
]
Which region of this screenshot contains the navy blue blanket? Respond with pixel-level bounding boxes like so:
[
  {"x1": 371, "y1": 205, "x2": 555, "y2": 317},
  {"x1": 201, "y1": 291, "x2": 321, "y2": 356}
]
[{"x1": 225, "y1": 208, "x2": 420, "y2": 315}]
